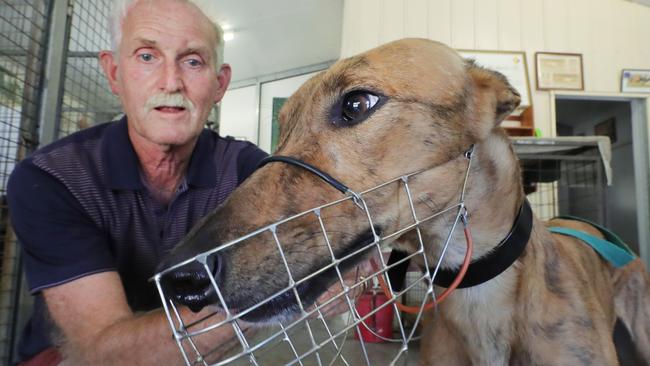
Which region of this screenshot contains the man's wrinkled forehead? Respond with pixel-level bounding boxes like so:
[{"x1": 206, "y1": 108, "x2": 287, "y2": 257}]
[{"x1": 120, "y1": 0, "x2": 218, "y2": 50}]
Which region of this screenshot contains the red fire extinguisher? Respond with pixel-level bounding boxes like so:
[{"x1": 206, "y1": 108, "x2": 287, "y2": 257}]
[{"x1": 354, "y1": 290, "x2": 394, "y2": 343}]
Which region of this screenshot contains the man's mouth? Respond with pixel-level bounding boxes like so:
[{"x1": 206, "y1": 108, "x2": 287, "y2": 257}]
[{"x1": 154, "y1": 106, "x2": 187, "y2": 113}]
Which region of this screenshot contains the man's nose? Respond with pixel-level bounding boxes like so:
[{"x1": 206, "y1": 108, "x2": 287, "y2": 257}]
[{"x1": 159, "y1": 62, "x2": 184, "y2": 93}]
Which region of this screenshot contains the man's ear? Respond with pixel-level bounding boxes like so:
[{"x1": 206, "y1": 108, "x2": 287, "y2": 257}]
[
  {"x1": 214, "y1": 63, "x2": 232, "y2": 104},
  {"x1": 466, "y1": 61, "x2": 521, "y2": 140},
  {"x1": 98, "y1": 51, "x2": 120, "y2": 95}
]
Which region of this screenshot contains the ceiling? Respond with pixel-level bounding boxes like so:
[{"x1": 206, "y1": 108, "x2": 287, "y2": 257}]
[
  {"x1": 0, "y1": 0, "x2": 344, "y2": 120},
  {"x1": 213, "y1": 0, "x2": 343, "y2": 84},
  {"x1": 1, "y1": 0, "x2": 344, "y2": 84}
]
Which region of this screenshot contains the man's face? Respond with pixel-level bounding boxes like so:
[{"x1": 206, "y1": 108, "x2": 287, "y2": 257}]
[{"x1": 101, "y1": 0, "x2": 230, "y2": 148}]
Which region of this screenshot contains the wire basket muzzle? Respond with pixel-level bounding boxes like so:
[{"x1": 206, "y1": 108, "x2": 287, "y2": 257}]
[{"x1": 153, "y1": 171, "x2": 469, "y2": 366}]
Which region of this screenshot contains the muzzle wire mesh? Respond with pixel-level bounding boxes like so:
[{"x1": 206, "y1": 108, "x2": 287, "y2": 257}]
[{"x1": 154, "y1": 157, "x2": 473, "y2": 366}]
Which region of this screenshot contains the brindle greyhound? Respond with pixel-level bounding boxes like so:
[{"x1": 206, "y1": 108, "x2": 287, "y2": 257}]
[{"x1": 160, "y1": 38, "x2": 650, "y2": 365}]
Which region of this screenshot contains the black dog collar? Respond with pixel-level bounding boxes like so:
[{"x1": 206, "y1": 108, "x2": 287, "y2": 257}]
[{"x1": 432, "y1": 199, "x2": 533, "y2": 288}]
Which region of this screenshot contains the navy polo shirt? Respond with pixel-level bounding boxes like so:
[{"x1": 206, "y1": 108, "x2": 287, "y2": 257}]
[{"x1": 7, "y1": 117, "x2": 267, "y2": 361}]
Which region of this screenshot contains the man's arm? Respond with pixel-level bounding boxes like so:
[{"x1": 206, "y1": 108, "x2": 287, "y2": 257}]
[
  {"x1": 45, "y1": 271, "x2": 243, "y2": 365},
  {"x1": 46, "y1": 265, "x2": 374, "y2": 365}
]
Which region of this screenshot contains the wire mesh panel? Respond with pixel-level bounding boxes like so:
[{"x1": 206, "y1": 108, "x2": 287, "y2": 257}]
[
  {"x1": 58, "y1": 0, "x2": 120, "y2": 138},
  {"x1": 514, "y1": 138, "x2": 609, "y2": 224},
  {"x1": 0, "y1": 0, "x2": 51, "y2": 363},
  {"x1": 523, "y1": 158, "x2": 605, "y2": 222}
]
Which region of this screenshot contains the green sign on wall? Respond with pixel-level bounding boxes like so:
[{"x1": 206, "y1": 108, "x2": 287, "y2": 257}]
[{"x1": 271, "y1": 97, "x2": 287, "y2": 152}]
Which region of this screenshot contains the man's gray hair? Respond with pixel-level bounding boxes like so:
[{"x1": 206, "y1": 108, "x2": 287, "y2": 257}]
[{"x1": 109, "y1": 0, "x2": 225, "y2": 67}]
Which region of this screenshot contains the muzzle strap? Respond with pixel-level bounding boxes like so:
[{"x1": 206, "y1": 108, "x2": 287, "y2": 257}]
[{"x1": 257, "y1": 156, "x2": 350, "y2": 194}]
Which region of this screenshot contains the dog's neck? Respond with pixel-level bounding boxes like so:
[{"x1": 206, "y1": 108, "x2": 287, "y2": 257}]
[{"x1": 430, "y1": 131, "x2": 527, "y2": 269}]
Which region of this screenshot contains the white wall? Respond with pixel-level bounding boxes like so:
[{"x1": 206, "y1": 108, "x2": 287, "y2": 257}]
[
  {"x1": 340, "y1": 0, "x2": 650, "y2": 136},
  {"x1": 219, "y1": 85, "x2": 258, "y2": 143},
  {"x1": 258, "y1": 72, "x2": 319, "y2": 152},
  {"x1": 220, "y1": 72, "x2": 320, "y2": 152}
]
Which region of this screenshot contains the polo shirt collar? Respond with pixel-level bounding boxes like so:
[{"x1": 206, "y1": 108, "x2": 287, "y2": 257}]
[
  {"x1": 103, "y1": 117, "x2": 142, "y2": 190},
  {"x1": 185, "y1": 128, "x2": 218, "y2": 188},
  {"x1": 102, "y1": 117, "x2": 218, "y2": 190}
]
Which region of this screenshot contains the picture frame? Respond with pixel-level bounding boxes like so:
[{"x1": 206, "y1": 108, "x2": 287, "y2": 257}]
[
  {"x1": 535, "y1": 52, "x2": 584, "y2": 90},
  {"x1": 271, "y1": 97, "x2": 287, "y2": 152},
  {"x1": 621, "y1": 69, "x2": 650, "y2": 93},
  {"x1": 259, "y1": 71, "x2": 322, "y2": 153},
  {"x1": 458, "y1": 50, "x2": 532, "y2": 114}
]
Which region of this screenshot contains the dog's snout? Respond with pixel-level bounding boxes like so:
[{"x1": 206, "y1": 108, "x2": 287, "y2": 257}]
[{"x1": 158, "y1": 254, "x2": 222, "y2": 313}]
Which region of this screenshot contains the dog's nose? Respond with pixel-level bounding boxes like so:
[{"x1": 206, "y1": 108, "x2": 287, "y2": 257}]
[{"x1": 157, "y1": 254, "x2": 222, "y2": 313}]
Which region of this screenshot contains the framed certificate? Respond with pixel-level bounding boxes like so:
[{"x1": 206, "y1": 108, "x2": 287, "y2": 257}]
[
  {"x1": 535, "y1": 52, "x2": 584, "y2": 90},
  {"x1": 621, "y1": 69, "x2": 650, "y2": 93}
]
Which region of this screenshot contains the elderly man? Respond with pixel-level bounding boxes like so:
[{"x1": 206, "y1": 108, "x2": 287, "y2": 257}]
[{"x1": 7, "y1": 0, "x2": 267, "y2": 364}]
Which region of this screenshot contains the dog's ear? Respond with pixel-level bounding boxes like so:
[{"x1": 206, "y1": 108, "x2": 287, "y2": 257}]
[{"x1": 466, "y1": 61, "x2": 521, "y2": 140}]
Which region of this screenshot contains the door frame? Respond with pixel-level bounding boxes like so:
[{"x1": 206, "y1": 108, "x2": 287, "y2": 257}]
[{"x1": 550, "y1": 91, "x2": 650, "y2": 268}]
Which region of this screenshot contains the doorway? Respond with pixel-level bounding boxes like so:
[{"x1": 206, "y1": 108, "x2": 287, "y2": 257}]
[{"x1": 554, "y1": 95, "x2": 650, "y2": 263}]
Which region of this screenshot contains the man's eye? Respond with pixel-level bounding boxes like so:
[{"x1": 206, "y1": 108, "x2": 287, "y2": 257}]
[
  {"x1": 138, "y1": 53, "x2": 154, "y2": 62},
  {"x1": 186, "y1": 59, "x2": 203, "y2": 67}
]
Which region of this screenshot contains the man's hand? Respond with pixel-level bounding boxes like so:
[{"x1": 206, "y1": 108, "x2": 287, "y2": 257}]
[{"x1": 44, "y1": 271, "x2": 243, "y2": 365}]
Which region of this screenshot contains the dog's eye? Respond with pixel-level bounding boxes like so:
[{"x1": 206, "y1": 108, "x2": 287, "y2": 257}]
[{"x1": 341, "y1": 91, "x2": 380, "y2": 124}]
